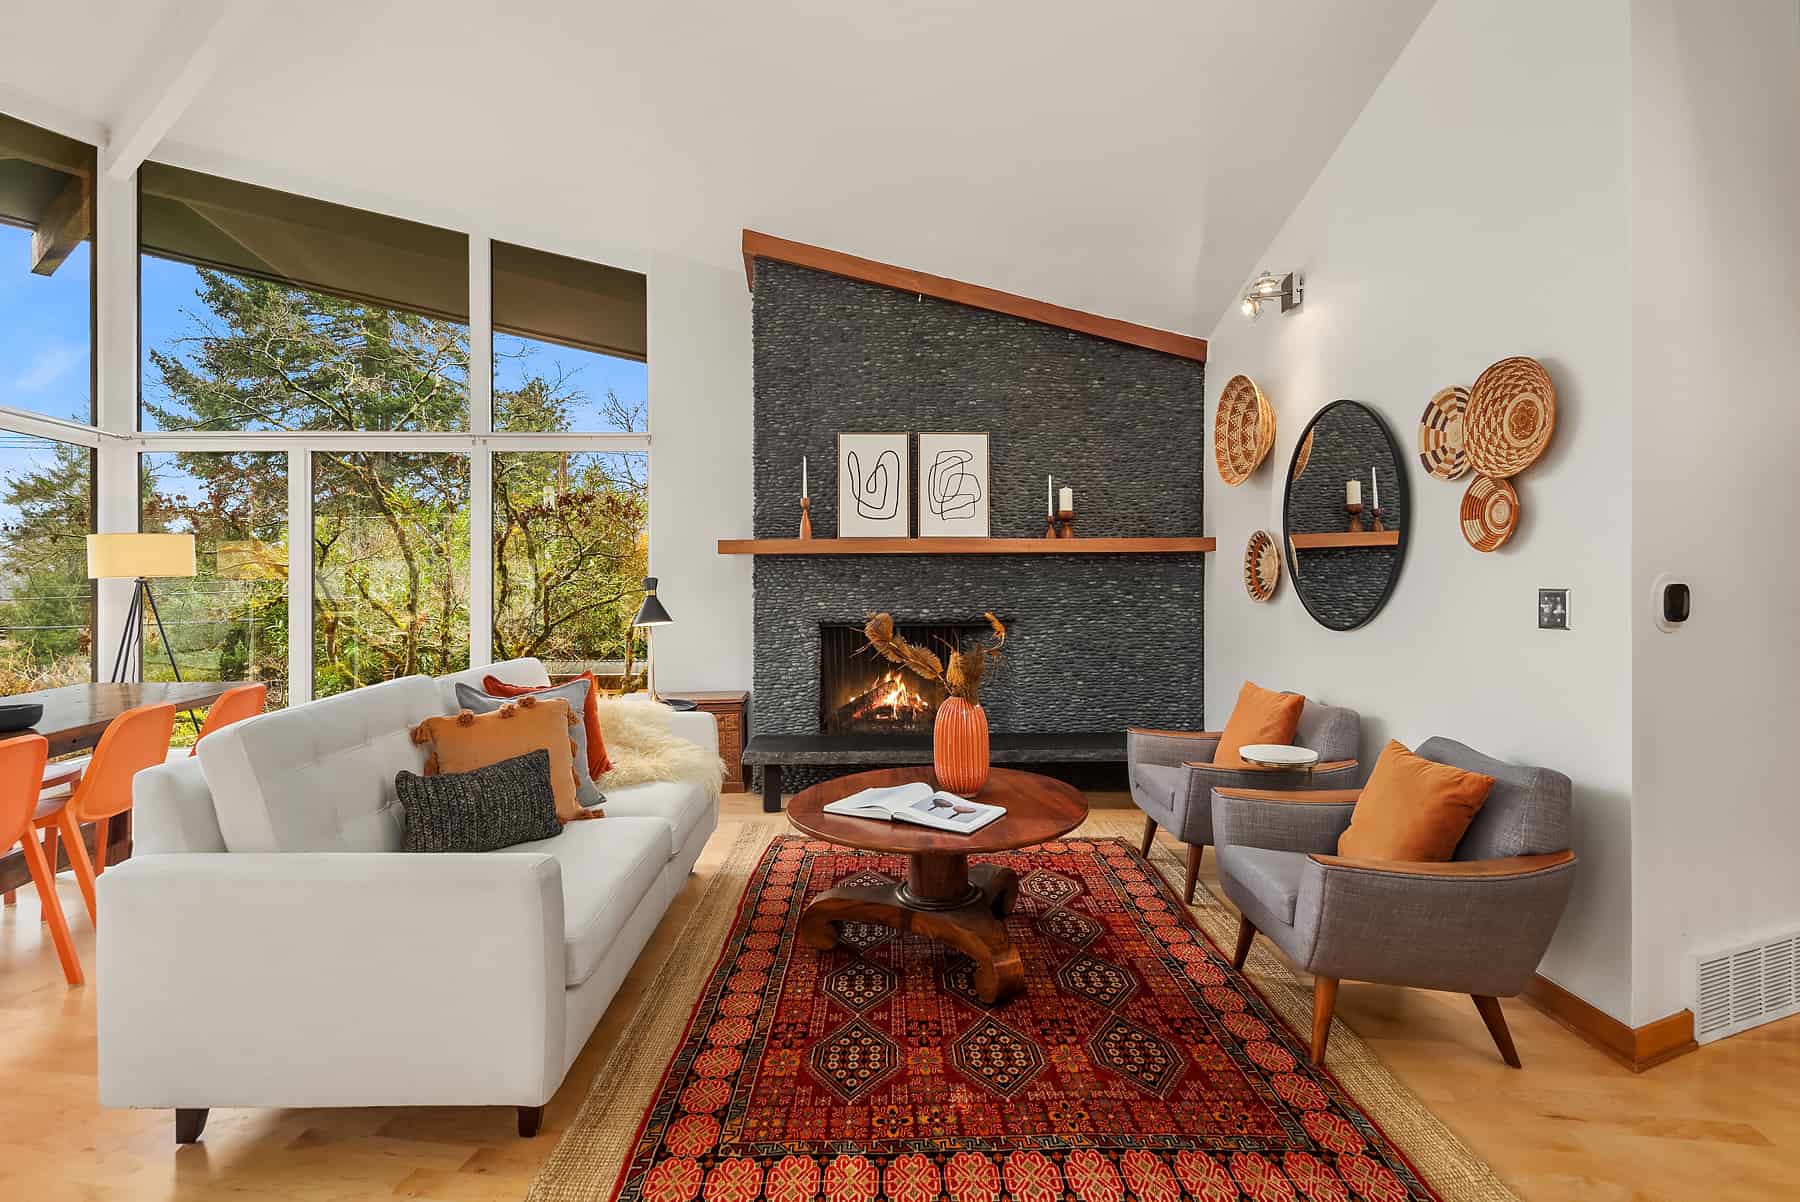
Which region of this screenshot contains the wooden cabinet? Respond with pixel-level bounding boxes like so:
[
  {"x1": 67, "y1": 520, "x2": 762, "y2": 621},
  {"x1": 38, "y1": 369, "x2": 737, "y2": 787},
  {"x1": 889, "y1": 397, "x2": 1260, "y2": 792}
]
[{"x1": 682, "y1": 691, "x2": 749, "y2": 793}]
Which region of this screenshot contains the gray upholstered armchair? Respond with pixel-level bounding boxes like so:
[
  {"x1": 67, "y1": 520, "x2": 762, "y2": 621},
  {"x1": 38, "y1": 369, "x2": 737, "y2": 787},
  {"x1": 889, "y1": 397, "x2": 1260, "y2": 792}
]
[
  {"x1": 1213, "y1": 737, "x2": 1576, "y2": 1067},
  {"x1": 1126, "y1": 698, "x2": 1360, "y2": 904}
]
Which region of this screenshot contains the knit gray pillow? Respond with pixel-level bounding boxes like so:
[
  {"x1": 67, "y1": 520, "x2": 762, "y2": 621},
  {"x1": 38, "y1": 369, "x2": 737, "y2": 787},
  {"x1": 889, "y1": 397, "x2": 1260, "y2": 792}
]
[
  {"x1": 455, "y1": 679, "x2": 606, "y2": 810},
  {"x1": 397, "y1": 749, "x2": 562, "y2": 853}
]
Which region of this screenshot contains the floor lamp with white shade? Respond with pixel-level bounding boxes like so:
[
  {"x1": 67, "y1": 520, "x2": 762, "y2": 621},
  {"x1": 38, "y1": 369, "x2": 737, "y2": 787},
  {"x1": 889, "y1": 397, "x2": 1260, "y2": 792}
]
[{"x1": 87, "y1": 533, "x2": 197, "y2": 683}]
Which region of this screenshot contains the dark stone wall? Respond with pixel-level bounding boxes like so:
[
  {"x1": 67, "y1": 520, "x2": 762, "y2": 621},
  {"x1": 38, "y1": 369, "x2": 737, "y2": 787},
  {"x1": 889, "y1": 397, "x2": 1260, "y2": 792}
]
[{"x1": 749, "y1": 258, "x2": 1207, "y2": 739}]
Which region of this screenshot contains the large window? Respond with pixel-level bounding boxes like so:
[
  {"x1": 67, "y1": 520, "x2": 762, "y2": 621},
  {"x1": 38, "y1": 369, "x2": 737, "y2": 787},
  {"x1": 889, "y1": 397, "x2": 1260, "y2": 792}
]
[
  {"x1": 314, "y1": 451, "x2": 470, "y2": 696},
  {"x1": 140, "y1": 451, "x2": 288, "y2": 705},
  {"x1": 0, "y1": 114, "x2": 94, "y2": 426},
  {"x1": 139, "y1": 163, "x2": 469, "y2": 433},
  {"x1": 0, "y1": 435, "x2": 92, "y2": 690},
  {"x1": 119, "y1": 163, "x2": 650, "y2": 705},
  {"x1": 493, "y1": 451, "x2": 646, "y2": 673}
]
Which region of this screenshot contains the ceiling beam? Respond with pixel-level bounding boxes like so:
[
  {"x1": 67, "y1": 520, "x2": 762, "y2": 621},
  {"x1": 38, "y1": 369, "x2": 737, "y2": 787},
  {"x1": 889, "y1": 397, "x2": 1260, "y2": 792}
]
[
  {"x1": 30, "y1": 171, "x2": 90, "y2": 276},
  {"x1": 101, "y1": 0, "x2": 270, "y2": 181}
]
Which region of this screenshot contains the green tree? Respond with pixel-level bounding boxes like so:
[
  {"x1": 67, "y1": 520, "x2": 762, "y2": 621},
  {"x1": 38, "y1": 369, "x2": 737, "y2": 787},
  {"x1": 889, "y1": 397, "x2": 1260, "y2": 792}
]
[{"x1": 0, "y1": 440, "x2": 92, "y2": 691}]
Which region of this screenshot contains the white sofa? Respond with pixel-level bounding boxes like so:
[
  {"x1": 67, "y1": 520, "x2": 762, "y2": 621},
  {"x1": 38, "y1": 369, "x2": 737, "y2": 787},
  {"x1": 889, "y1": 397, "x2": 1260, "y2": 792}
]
[{"x1": 95, "y1": 658, "x2": 719, "y2": 1143}]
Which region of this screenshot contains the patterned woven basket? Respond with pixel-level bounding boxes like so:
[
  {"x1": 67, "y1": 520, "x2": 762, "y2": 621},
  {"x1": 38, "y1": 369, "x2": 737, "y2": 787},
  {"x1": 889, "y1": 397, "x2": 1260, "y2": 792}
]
[
  {"x1": 1465, "y1": 357, "x2": 1554, "y2": 478},
  {"x1": 1243, "y1": 530, "x2": 1281, "y2": 601},
  {"x1": 1417, "y1": 386, "x2": 1470, "y2": 481},
  {"x1": 1460, "y1": 475, "x2": 1519, "y2": 553},
  {"x1": 1215, "y1": 374, "x2": 1275, "y2": 486}
]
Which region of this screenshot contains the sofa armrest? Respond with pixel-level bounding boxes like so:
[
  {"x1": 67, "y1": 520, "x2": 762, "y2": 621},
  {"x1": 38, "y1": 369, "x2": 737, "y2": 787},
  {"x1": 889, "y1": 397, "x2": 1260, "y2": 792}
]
[
  {"x1": 1127, "y1": 728, "x2": 1222, "y2": 770},
  {"x1": 98, "y1": 851, "x2": 565, "y2": 1110},
  {"x1": 667, "y1": 709, "x2": 719, "y2": 757},
  {"x1": 1212, "y1": 788, "x2": 1358, "y2": 855},
  {"x1": 1295, "y1": 851, "x2": 1578, "y2": 997}
]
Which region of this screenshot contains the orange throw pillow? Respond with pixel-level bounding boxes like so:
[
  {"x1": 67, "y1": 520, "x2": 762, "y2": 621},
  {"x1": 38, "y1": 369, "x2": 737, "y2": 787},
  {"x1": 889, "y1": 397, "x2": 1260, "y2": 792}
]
[
  {"x1": 1213, "y1": 681, "x2": 1305, "y2": 768},
  {"x1": 1337, "y1": 741, "x2": 1494, "y2": 861},
  {"x1": 411, "y1": 696, "x2": 595, "y2": 823},
  {"x1": 485, "y1": 671, "x2": 612, "y2": 777}
]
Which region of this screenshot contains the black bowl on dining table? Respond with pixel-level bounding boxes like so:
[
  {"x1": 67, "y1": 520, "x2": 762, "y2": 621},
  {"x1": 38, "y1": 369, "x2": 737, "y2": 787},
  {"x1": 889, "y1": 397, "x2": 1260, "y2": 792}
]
[{"x1": 0, "y1": 702, "x2": 44, "y2": 734}]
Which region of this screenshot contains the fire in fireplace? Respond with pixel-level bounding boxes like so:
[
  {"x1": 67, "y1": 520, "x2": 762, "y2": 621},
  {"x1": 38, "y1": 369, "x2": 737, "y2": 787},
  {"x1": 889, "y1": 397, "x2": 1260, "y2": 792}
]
[{"x1": 818, "y1": 621, "x2": 985, "y2": 736}]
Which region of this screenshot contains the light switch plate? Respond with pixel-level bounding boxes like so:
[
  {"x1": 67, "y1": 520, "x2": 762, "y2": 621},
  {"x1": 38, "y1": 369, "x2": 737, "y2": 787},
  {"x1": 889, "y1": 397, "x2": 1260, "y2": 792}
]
[{"x1": 1538, "y1": 588, "x2": 1570, "y2": 630}]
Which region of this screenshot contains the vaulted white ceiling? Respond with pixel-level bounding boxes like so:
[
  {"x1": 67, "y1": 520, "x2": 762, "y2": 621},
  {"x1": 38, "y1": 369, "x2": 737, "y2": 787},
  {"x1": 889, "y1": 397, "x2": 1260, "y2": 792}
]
[{"x1": 1, "y1": 0, "x2": 1433, "y2": 332}]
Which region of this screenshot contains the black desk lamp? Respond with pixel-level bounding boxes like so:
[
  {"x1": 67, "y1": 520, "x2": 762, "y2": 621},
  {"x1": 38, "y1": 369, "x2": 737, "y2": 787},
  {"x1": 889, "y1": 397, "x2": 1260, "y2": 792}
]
[{"x1": 631, "y1": 577, "x2": 696, "y2": 711}]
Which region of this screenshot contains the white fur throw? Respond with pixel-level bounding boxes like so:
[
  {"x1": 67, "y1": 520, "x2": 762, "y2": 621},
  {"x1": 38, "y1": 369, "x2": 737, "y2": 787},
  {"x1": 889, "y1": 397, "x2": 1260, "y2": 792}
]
[{"x1": 596, "y1": 697, "x2": 724, "y2": 798}]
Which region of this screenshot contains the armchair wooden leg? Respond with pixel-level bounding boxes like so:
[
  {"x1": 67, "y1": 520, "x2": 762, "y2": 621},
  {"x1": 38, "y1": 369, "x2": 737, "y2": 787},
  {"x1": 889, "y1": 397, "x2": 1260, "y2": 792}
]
[
  {"x1": 1310, "y1": 977, "x2": 1339, "y2": 1064},
  {"x1": 175, "y1": 1108, "x2": 209, "y2": 1144},
  {"x1": 1183, "y1": 843, "x2": 1203, "y2": 904},
  {"x1": 1472, "y1": 995, "x2": 1522, "y2": 1068},
  {"x1": 517, "y1": 1105, "x2": 544, "y2": 1137},
  {"x1": 1231, "y1": 914, "x2": 1256, "y2": 970},
  {"x1": 1139, "y1": 814, "x2": 1156, "y2": 857}
]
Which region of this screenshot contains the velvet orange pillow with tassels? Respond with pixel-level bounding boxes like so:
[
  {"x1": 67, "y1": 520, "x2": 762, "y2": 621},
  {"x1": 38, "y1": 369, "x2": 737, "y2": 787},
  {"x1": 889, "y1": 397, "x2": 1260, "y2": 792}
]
[{"x1": 411, "y1": 695, "x2": 599, "y2": 823}]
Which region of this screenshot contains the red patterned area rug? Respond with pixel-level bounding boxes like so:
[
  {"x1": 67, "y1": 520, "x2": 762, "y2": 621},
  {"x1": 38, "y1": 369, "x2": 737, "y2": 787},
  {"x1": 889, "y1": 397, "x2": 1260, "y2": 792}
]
[{"x1": 565, "y1": 835, "x2": 1459, "y2": 1202}]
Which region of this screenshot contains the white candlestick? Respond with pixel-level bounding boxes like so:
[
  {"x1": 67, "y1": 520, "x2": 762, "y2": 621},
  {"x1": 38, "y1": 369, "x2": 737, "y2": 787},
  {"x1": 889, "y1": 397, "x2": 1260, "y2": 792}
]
[
  {"x1": 1371, "y1": 466, "x2": 1379, "y2": 510},
  {"x1": 1346, "y1": 479, "x2": 1361, "y2": 506},
  {"x1": 802, "y1": 455, "x2": 808, "y2": 499},
  {"x1": 1047, "y1": 475, "x2": 1053, "y2": 517},
  {"x1": 1059, "y1": 485, "x2": 1074, "y2": 513}
]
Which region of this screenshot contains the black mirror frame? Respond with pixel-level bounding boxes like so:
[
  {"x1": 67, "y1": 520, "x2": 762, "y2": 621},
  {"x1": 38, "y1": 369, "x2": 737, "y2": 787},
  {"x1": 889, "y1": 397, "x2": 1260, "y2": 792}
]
[{"x1": 1281, "y1": 399, "x2": 1410, "y2": 632}]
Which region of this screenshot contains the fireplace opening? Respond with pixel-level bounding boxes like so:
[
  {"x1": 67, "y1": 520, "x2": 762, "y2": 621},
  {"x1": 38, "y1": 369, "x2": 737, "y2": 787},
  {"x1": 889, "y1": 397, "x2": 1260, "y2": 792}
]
[{"x1": 818, "y1": 621, "x2": 985, "y2": 736}]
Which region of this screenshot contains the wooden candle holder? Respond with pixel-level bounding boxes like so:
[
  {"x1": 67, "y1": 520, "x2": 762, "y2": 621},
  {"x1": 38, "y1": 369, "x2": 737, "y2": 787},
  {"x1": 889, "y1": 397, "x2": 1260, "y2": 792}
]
[
  {"x1": 1370, "y1": 505, "x2": 1386, "y2": 533},
  {"x1": 1045, "y1": 515, "x2": 1058, "y2": 539},
  {"x1": 799, "y1": 497, "x2": 813, "y2": 539},
  {"x1": 1056, "y1": 508, "x2": 1076, "y2": 539},
  {"x1": 1346, "y1": 502, "x2": 1364, "y2": 533}
]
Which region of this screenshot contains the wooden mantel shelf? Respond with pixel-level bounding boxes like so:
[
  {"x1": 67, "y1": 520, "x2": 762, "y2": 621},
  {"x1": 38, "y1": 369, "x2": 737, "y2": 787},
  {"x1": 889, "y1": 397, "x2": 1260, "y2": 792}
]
[
  {"x1": 741, "y1": 230, "x2": 1207, "y2": 362},
  {"x1": 1289, "y1": 530, "x2": 1401, "y2": 550},
  {"x1": 719, "y1": 537, "x2": 1214, "y2": 556}
]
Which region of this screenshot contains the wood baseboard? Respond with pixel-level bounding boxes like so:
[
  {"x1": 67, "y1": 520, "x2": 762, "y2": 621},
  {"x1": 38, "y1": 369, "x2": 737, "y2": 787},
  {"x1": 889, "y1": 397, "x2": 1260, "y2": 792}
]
[{"x1": 1522, "y1": 974, "x2": 1697, "y2": 1071}]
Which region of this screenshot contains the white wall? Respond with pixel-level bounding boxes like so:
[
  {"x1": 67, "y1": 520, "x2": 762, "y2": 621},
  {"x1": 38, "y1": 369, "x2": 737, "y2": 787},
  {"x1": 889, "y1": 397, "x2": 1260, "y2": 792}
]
[
  {"x1": 1629, "y1": 1, "x2": 1800, "y2": 1025},
  {"x1": 1202, "y1": 0, "x2": 1636, "y2": 1019}
]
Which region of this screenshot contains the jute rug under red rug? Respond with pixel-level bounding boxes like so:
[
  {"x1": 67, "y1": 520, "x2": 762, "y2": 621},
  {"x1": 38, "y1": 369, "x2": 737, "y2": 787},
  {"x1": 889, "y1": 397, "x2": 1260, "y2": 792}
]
[{"x1": 531, "y1": 831, "x2": 1514, "y2": 1202}]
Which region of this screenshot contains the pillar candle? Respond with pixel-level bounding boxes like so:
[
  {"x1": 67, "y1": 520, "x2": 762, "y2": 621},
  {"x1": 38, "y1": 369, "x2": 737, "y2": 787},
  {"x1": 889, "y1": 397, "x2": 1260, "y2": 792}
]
[
  {"x1": 1059, "y1": 485, "x2": 1074, "y2": 512},
  {"x1": 1346, "y1": 479, "x2": 1361, "y2": 506}
]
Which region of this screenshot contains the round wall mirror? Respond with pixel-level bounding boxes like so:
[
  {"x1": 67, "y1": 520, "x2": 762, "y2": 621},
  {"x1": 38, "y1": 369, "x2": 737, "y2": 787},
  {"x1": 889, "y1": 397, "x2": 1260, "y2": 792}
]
[{"x1": 1281, "y1": 400, "x2": 1409, "y2": 631}]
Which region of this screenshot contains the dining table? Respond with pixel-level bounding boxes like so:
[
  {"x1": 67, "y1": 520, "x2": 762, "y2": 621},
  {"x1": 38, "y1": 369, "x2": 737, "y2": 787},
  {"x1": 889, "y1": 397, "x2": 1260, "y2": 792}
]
[{"x1": 0, "y1": 680, "x2": 249, "y2": 897}]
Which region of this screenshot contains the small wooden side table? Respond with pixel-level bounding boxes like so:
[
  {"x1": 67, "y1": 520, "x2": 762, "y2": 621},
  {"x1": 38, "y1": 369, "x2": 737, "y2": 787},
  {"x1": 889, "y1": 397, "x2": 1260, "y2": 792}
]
[{"x1": 680, "y1": 691, "x2": 749, "y2": 793}]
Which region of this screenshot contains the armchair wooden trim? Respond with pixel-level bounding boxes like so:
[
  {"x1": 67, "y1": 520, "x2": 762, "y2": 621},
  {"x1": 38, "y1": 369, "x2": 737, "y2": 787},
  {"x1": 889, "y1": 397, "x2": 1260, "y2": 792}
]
[
  {"x1": 1212, "y1": 787, "x2": 1363, "y2": 805},
  {"x1": 1186, "y1": 758, "x2": 1357, "y2": 775},
  {"x1": 1307, "y1": 850, "x2": 1576, "y2": 878}
]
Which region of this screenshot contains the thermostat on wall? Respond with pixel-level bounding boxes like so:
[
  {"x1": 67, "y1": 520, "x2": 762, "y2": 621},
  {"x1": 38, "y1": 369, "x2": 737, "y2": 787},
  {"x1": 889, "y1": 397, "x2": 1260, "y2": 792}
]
[{"x1": 1652, "y1": 573, "x2": 1689, "y2": 633}]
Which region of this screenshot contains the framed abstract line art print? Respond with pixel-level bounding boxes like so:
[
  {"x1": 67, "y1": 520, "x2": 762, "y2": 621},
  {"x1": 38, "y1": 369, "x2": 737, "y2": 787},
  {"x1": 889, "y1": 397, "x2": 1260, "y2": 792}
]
[
  {"x1": 837, "y1": 432, "x2": 910, "y2": 537},
  {"x1": 917, "y1": 432, "x2": 990, "y2": 536}
]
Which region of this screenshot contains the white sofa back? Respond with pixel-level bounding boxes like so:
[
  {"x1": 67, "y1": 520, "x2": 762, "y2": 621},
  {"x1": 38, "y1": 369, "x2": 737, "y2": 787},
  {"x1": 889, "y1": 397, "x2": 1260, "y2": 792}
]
[{"x1": 140, "y1": 658, "x2": 561, "y2": 856}]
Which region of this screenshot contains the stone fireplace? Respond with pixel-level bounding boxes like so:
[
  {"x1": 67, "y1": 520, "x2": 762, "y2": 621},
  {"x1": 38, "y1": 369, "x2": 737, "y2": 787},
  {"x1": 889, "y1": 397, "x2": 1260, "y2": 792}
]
[{"x1": 746, "y1": 255, "x2": 1208, "y2": 783}]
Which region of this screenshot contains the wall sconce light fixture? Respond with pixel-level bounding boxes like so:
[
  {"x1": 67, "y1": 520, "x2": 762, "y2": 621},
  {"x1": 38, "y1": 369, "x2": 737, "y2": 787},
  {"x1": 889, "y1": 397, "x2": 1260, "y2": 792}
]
[{"x1": 1240, "y1": 270, "x2": 1303, "y2": 320}]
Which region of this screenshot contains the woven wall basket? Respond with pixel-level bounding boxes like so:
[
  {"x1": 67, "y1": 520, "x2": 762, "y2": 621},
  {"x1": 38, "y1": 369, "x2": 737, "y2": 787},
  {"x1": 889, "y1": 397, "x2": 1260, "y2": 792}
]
[
  {"x1": 1417, "y1": 386, "x2": 1470, "y2": 481},
  {"x1": 1215, "y1": 374, "x2": 1275, "y2": 486},
  {"x1": 1465, "y1": 357, "x2": 1555, "y2": 478},
  {"x1": 1460, "y1": 474, "x2": 1519, "y2": 552},
  {"x1": 1243, "y1": 529, "x2": 1281, "y2": 601}
]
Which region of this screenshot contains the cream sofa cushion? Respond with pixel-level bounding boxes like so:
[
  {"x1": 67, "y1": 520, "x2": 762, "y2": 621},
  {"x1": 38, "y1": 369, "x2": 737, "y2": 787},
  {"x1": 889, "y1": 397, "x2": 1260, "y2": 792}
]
[
  {"x1": 512, "y1": 816, "x2": 669, "y2": 987},
  {"x1": 198, "y1": 675, "x2": 443, "y2": 853}
]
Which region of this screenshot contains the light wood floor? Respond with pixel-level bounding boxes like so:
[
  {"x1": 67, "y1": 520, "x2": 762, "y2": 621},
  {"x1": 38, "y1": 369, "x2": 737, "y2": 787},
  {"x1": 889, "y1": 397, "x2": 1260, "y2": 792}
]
[{"x1": 2, "y1": 793, "x2": 1796, "y2": 1201}]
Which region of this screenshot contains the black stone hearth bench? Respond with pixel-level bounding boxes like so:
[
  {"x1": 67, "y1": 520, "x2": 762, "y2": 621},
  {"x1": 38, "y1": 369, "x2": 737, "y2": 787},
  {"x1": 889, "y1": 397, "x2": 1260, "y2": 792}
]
[{"x1": 744, "y1": 733, "x2": 1128, "y2": 813}]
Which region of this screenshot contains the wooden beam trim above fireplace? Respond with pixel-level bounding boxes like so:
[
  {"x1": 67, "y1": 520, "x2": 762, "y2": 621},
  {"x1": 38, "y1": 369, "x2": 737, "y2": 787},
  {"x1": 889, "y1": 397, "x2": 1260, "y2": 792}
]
[
  {"x1": 742, "y1": 230, "x2": 1208, "y2": 363},
  {"x1": 719, "y1": 537, "x2": 1215, "y2": 556}
]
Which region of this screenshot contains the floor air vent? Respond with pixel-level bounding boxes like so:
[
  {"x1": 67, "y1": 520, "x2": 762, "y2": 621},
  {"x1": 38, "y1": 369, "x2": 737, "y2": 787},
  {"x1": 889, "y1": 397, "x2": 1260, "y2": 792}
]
[{"x1": 1692, "y1": 932, "x2": 1800, "y2": 1043}]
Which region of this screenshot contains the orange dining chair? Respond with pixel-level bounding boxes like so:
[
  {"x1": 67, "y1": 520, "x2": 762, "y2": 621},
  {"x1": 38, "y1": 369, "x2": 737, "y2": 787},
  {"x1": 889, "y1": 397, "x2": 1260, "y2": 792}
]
[
  {"x1": 32, "y1": 702, "x2": 175, "y2": 927},
  {"x1": 0, "y1": 734, "x2": 83, "y2": 984},
  {"x1": 185, "y1": 682, "x2": 267, "y2": 754}
]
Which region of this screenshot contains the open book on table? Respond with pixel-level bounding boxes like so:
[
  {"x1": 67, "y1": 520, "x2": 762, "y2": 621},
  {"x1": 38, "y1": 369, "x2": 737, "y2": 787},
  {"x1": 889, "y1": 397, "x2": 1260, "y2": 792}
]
[{"x1": 822, "y1": 781, "x2": 1006, "y2": 834}]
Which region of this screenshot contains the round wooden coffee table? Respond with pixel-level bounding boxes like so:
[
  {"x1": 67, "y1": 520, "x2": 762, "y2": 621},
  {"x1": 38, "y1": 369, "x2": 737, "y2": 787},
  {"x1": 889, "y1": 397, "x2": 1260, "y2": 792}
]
[{"x1": 787, "y1": 766, "x2": 1088, "y2": 1003}]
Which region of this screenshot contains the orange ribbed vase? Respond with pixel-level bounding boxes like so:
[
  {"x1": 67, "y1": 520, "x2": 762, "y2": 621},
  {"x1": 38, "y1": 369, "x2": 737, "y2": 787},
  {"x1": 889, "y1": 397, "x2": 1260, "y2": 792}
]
[{"x1": 932, "y1": 697, "x2": 990, "y2": 795}]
